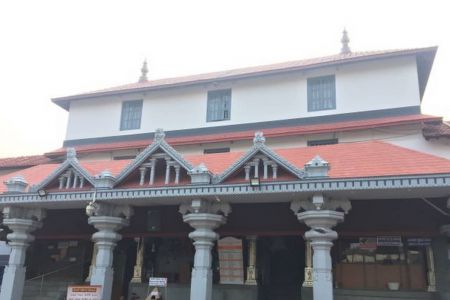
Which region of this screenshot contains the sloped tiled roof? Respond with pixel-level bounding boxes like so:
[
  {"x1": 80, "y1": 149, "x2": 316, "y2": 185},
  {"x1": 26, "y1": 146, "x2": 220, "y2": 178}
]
[
  {"x1": 0, "y1": 155, "x2": 52, "y2": 169},
  {"x1": 52, "y1": 47, "x2": 437, "y2": 110},
  {"x1": 3, "y1": 141, "x2": 450, "y2": 194},
  {"x1": 47, "y1": 114, "x2": 440, "y2": 157}
]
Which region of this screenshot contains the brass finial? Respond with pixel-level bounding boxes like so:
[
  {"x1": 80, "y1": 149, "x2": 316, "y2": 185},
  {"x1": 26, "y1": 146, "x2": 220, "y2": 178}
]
[
  {"x1": 139, "y1": 60, "x2": 148, "y2": 83},
  {"x1": 340, "y1": 29, "x2": 351, "y2": 54}
]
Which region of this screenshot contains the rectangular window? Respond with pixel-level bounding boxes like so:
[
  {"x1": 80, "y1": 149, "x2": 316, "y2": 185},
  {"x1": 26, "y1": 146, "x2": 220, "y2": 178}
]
[
  {"x1": 203, "y1": 147, "x2": 231, "y2": 154},
  {"x1": 207, "y1": 89, "x2": 231, "y2": 122},
  {"x1": 120, "y1": 100, "x2": 143, "y2": 130},
  {"x1": 307, "y1": 138, "x2": 338, "y2": 146},
  {"x1": 307, "y1": 75, "x2": 336, "y2": 112}
]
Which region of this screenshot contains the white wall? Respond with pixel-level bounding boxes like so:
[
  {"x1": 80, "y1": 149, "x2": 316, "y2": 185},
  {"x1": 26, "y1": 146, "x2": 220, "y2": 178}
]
[{"x1": 65, "y1": 55, "x2": 421, "y2": 141}]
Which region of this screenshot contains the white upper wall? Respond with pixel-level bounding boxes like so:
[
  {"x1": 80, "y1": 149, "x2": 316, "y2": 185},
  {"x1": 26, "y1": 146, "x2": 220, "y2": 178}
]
[{"x1": 65, "y1": 55, "x2": 421, "y2": 140}]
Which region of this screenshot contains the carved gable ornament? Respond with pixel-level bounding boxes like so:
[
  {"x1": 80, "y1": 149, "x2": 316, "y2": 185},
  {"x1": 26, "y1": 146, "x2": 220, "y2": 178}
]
[
  {"x1": 115, "y1": 128, "x2": 194, "y2": 187},
  {"x1": 213, "y1": 132, "x2": 305, "y2": 184},
  {"x1": 30, "y1": 148, "x2": 95, "y2": 192}
]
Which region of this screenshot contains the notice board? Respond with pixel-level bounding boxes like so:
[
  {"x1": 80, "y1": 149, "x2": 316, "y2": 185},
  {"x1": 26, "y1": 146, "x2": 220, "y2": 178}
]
[
  {"x1": 67, "y1": 285, "x2": 102, "y2": 300},
  {"x1": 218, "y1": 237, "x2": 244, "y2": 284}
]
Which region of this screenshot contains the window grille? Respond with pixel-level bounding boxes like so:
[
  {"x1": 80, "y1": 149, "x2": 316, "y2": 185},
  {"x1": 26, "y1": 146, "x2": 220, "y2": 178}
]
[
  {"x1": 307, "y1": 75, "x2": 336, "y2": 112},
  {"x1": 120, "y1": 100, "x2": 143, "y2": 130},
  {"x1": 207, "y1": 89, "x2": 231, "y2": 122}
]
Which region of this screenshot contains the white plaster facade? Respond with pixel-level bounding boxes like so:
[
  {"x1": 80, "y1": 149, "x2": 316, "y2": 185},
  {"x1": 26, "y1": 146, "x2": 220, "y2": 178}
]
[{"x1": 65, "y1": 56, "x2": 420, "y2": 141}]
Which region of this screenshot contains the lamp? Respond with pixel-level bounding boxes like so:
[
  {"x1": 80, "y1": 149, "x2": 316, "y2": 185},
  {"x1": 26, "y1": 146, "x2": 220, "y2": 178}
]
[
  {"x1": 249, "y1": 177, "x2": 260, "y2": 187},
  {"x1": 37, "y1": 189, "x2": 48, "y2": 197},
  {"x1": 86, "y1": 190, "x2": 98, "y2": 216},
  {"x1": 85, "y1": 201, "x2": 97, "y2": 216}
]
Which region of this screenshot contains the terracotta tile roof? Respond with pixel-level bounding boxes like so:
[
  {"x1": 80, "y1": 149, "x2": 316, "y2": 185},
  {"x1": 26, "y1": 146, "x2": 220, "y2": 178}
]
[
  {"x1": 185, "y1": 151, "x2": 245, "y2": 174},
  {"x1": 274, "y1": 141, "x2": 450, "y2": 178},
  {"x1": 4, "y1": 141, "x2": 450, "y2": 194},
  {"x1": 0, "y1": 164, "x2": 60, "y2": 193},
  {"x1": 80, "y1": 160, "x2": 132, "y2": 177},
  {"x1": 46, "y1": 114, "x2": 440, "y2": 157},
  {"x1": 0, "y1": 155, "x2": 52, "y2": 169},
  {"x1": 423, "y1": 121, "x2": 450, "y2": 139},
  {"x1": 52, "y1": 47, "x2": 437, "y2": 109}
]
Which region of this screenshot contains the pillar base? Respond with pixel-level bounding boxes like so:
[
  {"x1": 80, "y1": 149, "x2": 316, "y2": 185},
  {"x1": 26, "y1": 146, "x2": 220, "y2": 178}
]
[
  {"x1": 91, "y1": 267, "x2": 114, "y2": 300},
  {"x1": 191, "y1": 268, "x2": 213, "y2": 300},
  {"x1": 302, "y1": 267, "x2": 314, "y2": 287},
  {"x1": 245, "y1": 266, "x2": 257, "y2": 285}
]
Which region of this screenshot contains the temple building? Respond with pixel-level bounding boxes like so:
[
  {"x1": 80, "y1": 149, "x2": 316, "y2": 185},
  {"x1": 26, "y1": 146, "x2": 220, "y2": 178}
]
[{"x1": 1, "y1": 32, "x2": 450, "y2": 300}]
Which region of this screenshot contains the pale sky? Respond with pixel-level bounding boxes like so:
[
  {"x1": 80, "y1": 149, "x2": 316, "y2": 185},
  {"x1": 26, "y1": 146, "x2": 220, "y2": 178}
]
[{"x1": 0, "y1": 0, "x2": 448, "y2": 158}]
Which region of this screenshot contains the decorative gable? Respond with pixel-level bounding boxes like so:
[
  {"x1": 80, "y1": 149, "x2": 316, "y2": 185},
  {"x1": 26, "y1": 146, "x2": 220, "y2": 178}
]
[
  {"x1": 30, "y1": 148, "x2": 95, "y2": 192},
  {"x1": 115, "y1": 129, "x2": 194, "y2": 187},
  {"x1": 213, "y1": 132, "x2": 305, "y2": 183}
]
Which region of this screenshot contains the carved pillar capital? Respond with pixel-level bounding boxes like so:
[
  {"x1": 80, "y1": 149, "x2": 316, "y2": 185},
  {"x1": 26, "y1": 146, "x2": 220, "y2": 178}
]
[
  {"x1": 3, "y1": 206, "x2": 46, "y2": 222},
  {"x1": 290, "y1": 193, "x2": 351, "y2": 215},
  {"x1": 179, "y1": 199, "x2": 231, "y2": 216},
  {"x1": 86, "y1": 201, "x2": 134, "y2": 219}
]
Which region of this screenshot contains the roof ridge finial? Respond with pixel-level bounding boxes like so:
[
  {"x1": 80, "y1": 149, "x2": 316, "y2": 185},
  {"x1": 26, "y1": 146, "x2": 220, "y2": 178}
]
[
  {"x1": 67, "y1": 147, "x2": 77, "y2": 160},
  {"x1": 154, "y1": 128, "x2": 165, "y2": 142},
  {"x1": 139, "y1": 59, "x2": 148, "y2": 83},
  {"x1": 253, "y1": 131, "x2": 266, "y2": 147},
  {"x1": 340, "y1": 28, "x2": 351, "y2": 55}
]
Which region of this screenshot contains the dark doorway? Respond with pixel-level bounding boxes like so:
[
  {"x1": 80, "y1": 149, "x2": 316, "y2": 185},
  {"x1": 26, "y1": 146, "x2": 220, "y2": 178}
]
[{"x1": 258, "y1": 236, "x2": 304, "y2": 300}]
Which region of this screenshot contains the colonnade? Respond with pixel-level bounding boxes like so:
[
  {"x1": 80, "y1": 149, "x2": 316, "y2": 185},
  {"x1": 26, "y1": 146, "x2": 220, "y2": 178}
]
[{"x1": 1, "y1": 195, "x2": 447, "y2": 300}]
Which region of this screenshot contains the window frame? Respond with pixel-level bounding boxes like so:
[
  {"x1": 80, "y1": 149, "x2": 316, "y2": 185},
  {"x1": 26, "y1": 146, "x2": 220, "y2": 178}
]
[
  {"x1": 206, "y1": 89, "x2": 232, "y2": 122},
  {"x1": 307, "y1": 75, "x2": 336, "y2": 112},
  {"x1": 120, "y1": 100, "x2": 143, "y2": 131}
]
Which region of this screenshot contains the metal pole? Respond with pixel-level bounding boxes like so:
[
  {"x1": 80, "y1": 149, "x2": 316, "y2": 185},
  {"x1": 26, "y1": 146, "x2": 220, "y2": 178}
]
[{"x1": 39, "y1": 274, "x2": 44, "y2": 296}]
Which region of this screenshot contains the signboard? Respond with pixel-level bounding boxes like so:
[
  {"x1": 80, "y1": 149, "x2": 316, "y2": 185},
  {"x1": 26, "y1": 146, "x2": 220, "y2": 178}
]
[
  {"x1": 359, "y1": 237, "x2": 377, "y2": 250},
  {"x1": 218, "y1": 237, "x2": 244, "y2": 284},
  {"x1": 407, "y1": 238, "x2": 431, "y2": 246},
  {"x1": 149, "y1": 277, "x2": 168, "y2": 287},
  {"x1": 377, "y1": 236, "x2": 403, "y2": 247},
  {"x1": 67, "y1": 285, "x2": 101, "y2": 300}
]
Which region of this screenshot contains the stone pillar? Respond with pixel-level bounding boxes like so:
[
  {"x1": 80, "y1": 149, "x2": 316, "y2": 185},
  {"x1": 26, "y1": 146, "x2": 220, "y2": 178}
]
[
  {"x1": 291, "y1": 194, "x2": 351, "y2": 300},
  {"x1": 180, "y1": 199, "x2": 231, "y2": 300},
  {"x1": 303, "y1": 240, "x2": 313, "y2": 287},
  {"x1": 131, "y1": 237, "x2": 145, "y2": 283},
  {"x1": 86, "y1": 202, "x2": 133, "y2": 300},
  {"x1": 245, "y1": 236, "x2": 257, "y2": 285},
  {"x1": 85, "y1": 244, "x2": 98, "y2": 282},
  {"x1": 0, "y1": 206, "x2": 46, "y2": 300}
]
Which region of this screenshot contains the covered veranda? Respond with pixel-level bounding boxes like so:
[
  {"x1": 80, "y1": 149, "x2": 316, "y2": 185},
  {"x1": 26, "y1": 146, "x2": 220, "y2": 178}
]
[{"x1": 0, "y1": 131, "x2": 449, "y2": 300}]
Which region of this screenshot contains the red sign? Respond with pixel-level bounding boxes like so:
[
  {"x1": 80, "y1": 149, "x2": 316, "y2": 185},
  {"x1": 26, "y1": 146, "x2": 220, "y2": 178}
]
[{"x1": 67, "y1": 285, "x2": 102, "y2": 300}]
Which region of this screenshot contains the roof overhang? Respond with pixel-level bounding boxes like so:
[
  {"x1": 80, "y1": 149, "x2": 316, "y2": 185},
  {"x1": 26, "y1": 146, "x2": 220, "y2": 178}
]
[
  {"x1": 51, "y1": 47, "x2": 438, "y2": 111},
  {"x1": 1, "y1": 173, "x2": 449, "y2": 210}
]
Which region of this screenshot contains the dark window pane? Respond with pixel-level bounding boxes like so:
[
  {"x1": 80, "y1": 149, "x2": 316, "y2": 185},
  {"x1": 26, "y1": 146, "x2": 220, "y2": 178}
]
[
  {"x1": 307, "y1": 139, "x2": 338, "y2": 146},
  {"x1": 207, "y1": 89, "x2": 231, "y2": 122},
  {"x1": 120, "y1": 100, "x2": 143, "y2": 130},
  {"x1": 307, "y1": 75, "x2": 336, "y2": 112}
]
